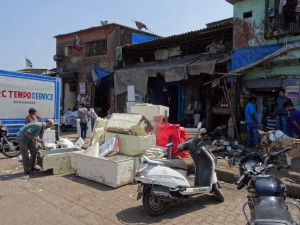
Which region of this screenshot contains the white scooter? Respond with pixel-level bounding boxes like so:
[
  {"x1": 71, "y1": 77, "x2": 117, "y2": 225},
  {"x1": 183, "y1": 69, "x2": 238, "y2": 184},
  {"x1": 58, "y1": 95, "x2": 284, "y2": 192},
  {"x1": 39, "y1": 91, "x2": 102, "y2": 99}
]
[{"x1": 134, "y1": 123, "x2": 224, "y2": 216}]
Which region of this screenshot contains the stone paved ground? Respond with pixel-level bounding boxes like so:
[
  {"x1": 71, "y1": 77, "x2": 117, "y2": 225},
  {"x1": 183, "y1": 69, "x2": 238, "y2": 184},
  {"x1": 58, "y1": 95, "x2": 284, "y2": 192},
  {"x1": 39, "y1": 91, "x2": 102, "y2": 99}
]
[{"x1": 1, "y1": 154, "x2": 299, "y2": 225}]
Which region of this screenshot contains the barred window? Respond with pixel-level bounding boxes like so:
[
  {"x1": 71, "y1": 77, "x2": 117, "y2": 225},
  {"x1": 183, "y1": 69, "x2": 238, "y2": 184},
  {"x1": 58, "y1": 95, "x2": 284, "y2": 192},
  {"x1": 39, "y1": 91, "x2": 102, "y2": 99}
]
[{"x1": 85, "y1": 39, "x2": 107, "y2": 57}]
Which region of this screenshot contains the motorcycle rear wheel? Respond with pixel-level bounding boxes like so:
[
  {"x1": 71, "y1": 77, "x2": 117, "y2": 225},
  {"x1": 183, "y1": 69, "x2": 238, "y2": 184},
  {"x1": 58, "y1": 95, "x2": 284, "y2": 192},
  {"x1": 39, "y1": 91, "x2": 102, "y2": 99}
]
[
  {"x1": 2, "y1": 138, "x2": 21, "y2": 158},
  {"x1": 212, "y1": 183, "x2": 225, "y2": 202},
  {"x1": 143, "y1": 189, "x2": 169, "y2": 216}
]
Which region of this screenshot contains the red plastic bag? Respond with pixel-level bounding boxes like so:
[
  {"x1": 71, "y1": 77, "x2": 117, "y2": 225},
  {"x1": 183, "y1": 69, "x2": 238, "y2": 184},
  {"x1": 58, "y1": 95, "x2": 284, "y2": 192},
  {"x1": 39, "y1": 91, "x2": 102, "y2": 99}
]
[{"x1": 156, "y1": 122, "x2": 188, "y2": 158}]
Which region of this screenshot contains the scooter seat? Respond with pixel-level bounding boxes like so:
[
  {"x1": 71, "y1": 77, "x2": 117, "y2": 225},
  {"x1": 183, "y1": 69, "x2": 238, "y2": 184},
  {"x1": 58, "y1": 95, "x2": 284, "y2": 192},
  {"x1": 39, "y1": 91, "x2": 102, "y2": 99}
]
[
  {"x1": 155, "y1": 159, "x2": 188, "y2": 171},
  {"x1": 252, "y1": 206, "x2": 293, "y2": 222}
]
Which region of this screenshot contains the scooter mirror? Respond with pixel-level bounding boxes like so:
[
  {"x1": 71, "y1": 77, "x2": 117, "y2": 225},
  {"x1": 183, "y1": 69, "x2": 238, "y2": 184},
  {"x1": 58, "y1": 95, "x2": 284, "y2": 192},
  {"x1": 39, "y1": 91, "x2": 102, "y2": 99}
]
[{"x1": 197, "y1": 122, "x2": 202, "y2": 130}]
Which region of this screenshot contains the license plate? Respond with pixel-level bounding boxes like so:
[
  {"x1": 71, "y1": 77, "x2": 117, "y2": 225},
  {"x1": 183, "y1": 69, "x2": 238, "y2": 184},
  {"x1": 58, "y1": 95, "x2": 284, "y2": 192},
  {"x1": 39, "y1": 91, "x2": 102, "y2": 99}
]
[{"x1": 137, "y1": 185, "x2": 143, "y2": 193}]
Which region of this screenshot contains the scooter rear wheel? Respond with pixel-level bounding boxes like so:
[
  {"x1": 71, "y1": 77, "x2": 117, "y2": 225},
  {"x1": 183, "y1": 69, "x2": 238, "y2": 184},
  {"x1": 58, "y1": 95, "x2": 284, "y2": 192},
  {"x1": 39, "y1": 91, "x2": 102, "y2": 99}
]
[
  {"x1": 213, "y1": 183, "x2": 225, "y2": 202},
  {"x1": 143, "y1": 189, "x2": 169, "y2": 216}
]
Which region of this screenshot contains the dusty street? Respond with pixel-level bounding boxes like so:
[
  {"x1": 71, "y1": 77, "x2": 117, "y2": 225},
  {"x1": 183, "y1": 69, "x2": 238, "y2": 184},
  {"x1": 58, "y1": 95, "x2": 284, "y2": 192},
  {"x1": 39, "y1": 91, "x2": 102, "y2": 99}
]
[{"x1": 0, "y1": 154, "x2": 299, "y2": 225}]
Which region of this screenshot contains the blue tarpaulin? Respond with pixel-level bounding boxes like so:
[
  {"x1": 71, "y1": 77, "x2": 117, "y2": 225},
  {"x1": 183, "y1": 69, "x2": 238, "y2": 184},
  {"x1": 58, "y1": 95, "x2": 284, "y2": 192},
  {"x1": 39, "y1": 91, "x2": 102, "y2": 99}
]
[
  {"x1": 230, "y1": 44, "x2": 281, "y2": 71},
  {"x1": 131, "y1": 33, "x2": 156, "y2": 44},
  {"x1": 92, "y1": 66, "x2": 112, "y2": 86}
]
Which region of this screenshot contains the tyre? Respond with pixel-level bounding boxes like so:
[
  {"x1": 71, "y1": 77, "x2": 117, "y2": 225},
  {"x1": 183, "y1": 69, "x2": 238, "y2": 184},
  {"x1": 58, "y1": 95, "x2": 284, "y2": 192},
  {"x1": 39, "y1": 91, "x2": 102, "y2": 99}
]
[
  {"x1": 212, "y1": 183, "x2": 225, "y2": 202},
  {"x1": 2, "y1": 138, "x2": 21, "y2": 158},
  {"x1": 142, "y1": 188, "x2": 169, "y2": 216}
]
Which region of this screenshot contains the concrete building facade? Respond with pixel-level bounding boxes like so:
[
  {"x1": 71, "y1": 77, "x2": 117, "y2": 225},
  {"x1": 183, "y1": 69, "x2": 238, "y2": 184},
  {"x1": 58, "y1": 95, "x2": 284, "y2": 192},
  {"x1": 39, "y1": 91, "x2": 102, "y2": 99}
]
[{"x1": 54, "y1": 23, "x2": 156, "y2": 116}]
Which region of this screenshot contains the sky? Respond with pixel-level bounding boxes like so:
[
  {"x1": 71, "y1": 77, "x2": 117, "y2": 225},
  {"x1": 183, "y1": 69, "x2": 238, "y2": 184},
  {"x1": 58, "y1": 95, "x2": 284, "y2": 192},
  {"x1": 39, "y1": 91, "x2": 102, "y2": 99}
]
[{"x1": 0, "y1": 0, "x2": 233, "y2": 71}]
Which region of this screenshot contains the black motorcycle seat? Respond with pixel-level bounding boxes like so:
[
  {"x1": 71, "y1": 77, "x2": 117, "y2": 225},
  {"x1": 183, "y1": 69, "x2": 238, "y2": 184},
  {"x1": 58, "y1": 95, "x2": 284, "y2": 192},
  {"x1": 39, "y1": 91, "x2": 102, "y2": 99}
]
[
  {"x1": 252, "y1": 207, "x2": 293, "y2": 222},
  {"x1": 155, "y1": 159, "x2": 188, "y2": 171}
]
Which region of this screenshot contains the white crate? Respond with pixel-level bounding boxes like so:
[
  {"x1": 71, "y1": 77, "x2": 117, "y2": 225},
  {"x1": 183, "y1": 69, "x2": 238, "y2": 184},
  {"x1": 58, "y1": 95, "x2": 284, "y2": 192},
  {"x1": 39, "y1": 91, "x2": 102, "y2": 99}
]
[
  {"x1": 131, "y1": 104, "x2": 169, "y2": 122},
  {"x1": 105, "y1": 131, "x2": 156, "y2": 156},
  {"x1": 43, "y1": 129, "x2": 56, "y2": 144},
  {"x1": 71, "y1": 152, "x2": 134, "y2": 188},
  {"x1": 38, "y1": 148, "x2": 81, "y2": 174}
]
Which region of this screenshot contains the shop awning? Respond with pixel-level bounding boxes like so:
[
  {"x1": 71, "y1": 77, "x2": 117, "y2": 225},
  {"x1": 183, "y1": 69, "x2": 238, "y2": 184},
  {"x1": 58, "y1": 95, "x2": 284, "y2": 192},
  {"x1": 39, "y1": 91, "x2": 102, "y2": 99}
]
[
  {"x1": 114, "y1": 53, "x2": 228, "y2": 95},
  {"x1": 230, "y1": 41, "x2": 300, "y2": 73}
]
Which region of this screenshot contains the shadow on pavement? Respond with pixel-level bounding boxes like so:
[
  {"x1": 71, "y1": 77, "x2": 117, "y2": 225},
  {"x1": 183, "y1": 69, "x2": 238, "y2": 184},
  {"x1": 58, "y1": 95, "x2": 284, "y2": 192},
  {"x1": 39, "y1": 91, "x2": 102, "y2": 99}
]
[
  {"x1": 116, "y1": 194, "x2": 222, "y2": 224},
  {"x1": 61, "y1": 173, "x2": 115, "y2": 192},
  {"x1": 0, "y1": 170, "x2": 52, "y2": 181}
]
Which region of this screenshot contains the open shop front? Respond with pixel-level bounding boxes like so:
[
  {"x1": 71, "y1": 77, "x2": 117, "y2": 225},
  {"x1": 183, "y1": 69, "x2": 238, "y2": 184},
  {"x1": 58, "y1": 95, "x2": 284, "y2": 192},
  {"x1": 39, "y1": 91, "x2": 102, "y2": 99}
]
[
  {"x1": 114, "y1": 53, "x2": 231, "y2": 129},
  {"x1": 240, "y1": 77, "x2": 300, "y2": 131},
  {"x1": 240, "y1": 78, "x2": 282, "y2": 131}
]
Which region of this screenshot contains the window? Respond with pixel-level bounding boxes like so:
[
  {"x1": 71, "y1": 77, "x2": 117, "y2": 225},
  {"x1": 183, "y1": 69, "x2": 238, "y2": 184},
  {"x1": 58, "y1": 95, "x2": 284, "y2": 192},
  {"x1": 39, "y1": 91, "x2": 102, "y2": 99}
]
[
  {"x1": 265, "y1": 0, "x2": 300, "y2": 39},
  {"x1": 65, "y1": 46, "x2": 73, "y2": 56},
  {"x1": 85, "y1": 39, "x2": 107, "y2": 57},
  {"x1": 243, "y1": 11, "x2": 252, "y2": 19}
]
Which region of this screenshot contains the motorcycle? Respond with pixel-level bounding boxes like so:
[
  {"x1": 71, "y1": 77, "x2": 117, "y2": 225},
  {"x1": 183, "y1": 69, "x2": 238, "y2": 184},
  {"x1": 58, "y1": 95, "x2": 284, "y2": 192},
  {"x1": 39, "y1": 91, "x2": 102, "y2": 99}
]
[
  {"x1": 0, "y1": 121, "x2": 20, "y2": 158},
  {"x1": 134, "y1": 123, "x2": 224, "y2": 216},
  {"x1": 60, "y1": 110, "x2": 77, "y2": 132},
  {"x1": 236, "y1": 147, "x2": 300, "y2": 225}
]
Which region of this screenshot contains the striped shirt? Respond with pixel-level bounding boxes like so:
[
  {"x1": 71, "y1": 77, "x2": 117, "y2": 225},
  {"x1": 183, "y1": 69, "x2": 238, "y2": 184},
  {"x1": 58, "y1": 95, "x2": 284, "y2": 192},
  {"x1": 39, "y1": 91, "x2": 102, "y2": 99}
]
[{"x1": 266, "y1": 116, "x2": 277, "y2": 131}]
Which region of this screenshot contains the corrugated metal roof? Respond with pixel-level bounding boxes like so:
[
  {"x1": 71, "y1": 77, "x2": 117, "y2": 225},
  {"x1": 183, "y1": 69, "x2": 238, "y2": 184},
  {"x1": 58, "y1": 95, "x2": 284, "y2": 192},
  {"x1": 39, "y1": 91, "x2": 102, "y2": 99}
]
[
  {"x1": 54, "y1": 23, "x2": 160, "y2": 38},
  {"x1": 122, "y1": 20, "x2": 233, "y2": 50}
]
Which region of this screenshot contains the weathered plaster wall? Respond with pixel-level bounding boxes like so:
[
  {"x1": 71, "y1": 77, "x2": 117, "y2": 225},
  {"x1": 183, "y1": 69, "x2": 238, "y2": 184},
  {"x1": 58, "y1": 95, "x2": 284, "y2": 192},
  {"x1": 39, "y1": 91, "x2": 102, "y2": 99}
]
[
  {"x1": 233, "y1": 0, "x2": 265, "y2": 49},
  {"x1": 243, "y1": 63, "x2": 300, "y2": 80}
]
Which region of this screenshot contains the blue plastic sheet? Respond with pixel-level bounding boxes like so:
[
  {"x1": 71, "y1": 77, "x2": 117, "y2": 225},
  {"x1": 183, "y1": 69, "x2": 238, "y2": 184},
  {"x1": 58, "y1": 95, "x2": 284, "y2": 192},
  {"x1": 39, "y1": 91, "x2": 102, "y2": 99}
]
[
  {"x1": 230, "y1": 44, "x2": 281, "y2": 71},
  {"x1": 92, "y1": 66, "x2": 112, "y2": 86},
  {"x1": 131, "y1": 33, "x2": 156, "y2": 44}
]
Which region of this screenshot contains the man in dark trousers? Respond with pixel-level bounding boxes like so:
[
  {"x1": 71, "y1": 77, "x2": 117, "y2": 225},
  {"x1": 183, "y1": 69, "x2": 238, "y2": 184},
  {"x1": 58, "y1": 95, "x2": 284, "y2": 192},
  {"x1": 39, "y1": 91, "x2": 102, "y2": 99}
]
[
  {"x1": 283, "y1": 101, "x2": 300, "y2": 138},
  {"x1": 275, "y1": 89, "x2": 292, "y2": 134},
  {"x1": 245, "y1": 97, "x2": 259, "y2": 148},
  {"x1": 17, "y1": 119, "x2": 54, "y2": 175},
  {"x1": 76, "y1": 103, "x2": 89, "y2": 139}
]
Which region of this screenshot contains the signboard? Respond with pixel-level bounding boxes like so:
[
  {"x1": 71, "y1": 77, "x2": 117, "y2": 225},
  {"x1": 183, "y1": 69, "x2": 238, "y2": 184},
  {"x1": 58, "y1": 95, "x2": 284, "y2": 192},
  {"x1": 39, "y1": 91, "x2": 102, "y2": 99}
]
[
  {"x1": 79, "y1": 82, "x2": 86, "y2": 94},
  {"x1": 285, "y1": 79, "x2": 300, "y2": 99},
  {"x1": 0, "y1": 76, "x2": 55, "y2": 119}
]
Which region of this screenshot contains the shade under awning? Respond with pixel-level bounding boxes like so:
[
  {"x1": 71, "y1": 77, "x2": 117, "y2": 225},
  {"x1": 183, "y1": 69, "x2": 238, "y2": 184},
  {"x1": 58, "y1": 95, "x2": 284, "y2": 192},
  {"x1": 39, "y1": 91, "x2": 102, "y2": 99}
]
[{"x1": 114, "y1": 53, "x2": 227, "y2": 95}]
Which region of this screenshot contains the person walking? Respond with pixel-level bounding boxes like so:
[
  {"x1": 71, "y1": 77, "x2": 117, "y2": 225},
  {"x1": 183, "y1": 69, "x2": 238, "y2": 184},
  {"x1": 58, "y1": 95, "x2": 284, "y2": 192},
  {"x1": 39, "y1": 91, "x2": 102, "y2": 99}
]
[
  {"x1": 17, "y1": 119, "x2": 54, "y2": 175},
  {"x1": 275, "y1": 89, "x2": 292, "y2": 133},
  {"x1": 245, "y1": 97, "x2": 259, "y2": 148},
  {"x1": 77, "y1": 103, "x2": 89, "y2": 139},
  {"x1": 87, "y1": 105, "x2": 97, "y2": 131},
  {"x1": 283, "y1": 101, "x2": 300, "y2": 138},
  {"x1": 25, "y1": 108, "x2": 44, "y2": 124}
]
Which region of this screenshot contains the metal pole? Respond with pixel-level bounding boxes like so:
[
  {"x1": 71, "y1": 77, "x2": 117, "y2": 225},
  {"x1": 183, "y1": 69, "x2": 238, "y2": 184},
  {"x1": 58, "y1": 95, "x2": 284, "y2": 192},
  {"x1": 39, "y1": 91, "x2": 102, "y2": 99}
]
[
  {"x1": 223, "y1": 79, "x2": 240, "y2": 141},
  {"x1": 167, "y1": 135, "x2": 172, "y2": 159}
]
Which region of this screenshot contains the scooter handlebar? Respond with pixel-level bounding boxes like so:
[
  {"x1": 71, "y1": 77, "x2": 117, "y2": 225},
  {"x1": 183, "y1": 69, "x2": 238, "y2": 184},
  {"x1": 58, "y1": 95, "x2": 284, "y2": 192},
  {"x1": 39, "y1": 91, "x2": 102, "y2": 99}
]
[
  {"x1": 236, "y1": 174, "x2": 246, "y2": 190},
  {"x1": 271, "y1": 147, "x2": 292, "y2": 158}
]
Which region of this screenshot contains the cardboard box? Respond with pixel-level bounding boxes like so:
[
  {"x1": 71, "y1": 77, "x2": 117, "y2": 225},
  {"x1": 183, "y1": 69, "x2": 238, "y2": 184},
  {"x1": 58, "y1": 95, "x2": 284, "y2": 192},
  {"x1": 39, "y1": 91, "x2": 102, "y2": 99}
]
[
  {"x1": 71, "y1": 153, "x2": 134, "y2": 188},
  {"x1": 105, "y1": 131, "x2": 156, "y2": 156},
  {"x1": 37, "y1": 148, "x2": 81, "y2": 174},
  {"x1": 131, "y1": 104, "x2": 169, "y2": 122}
]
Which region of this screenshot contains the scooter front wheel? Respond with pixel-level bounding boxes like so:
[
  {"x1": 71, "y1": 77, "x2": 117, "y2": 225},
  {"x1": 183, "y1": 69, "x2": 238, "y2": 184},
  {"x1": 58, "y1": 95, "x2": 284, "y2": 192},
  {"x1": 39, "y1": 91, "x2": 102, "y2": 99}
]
[
  {"x1": 212, "y1": 183, "x2": 225, "y2": 202},
  {"x1": 143, "y1": 189, "x2": 169, "y2": 216},
  {"x1": 2, "y1": 138, "x2": 21, "y2": 158}
]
